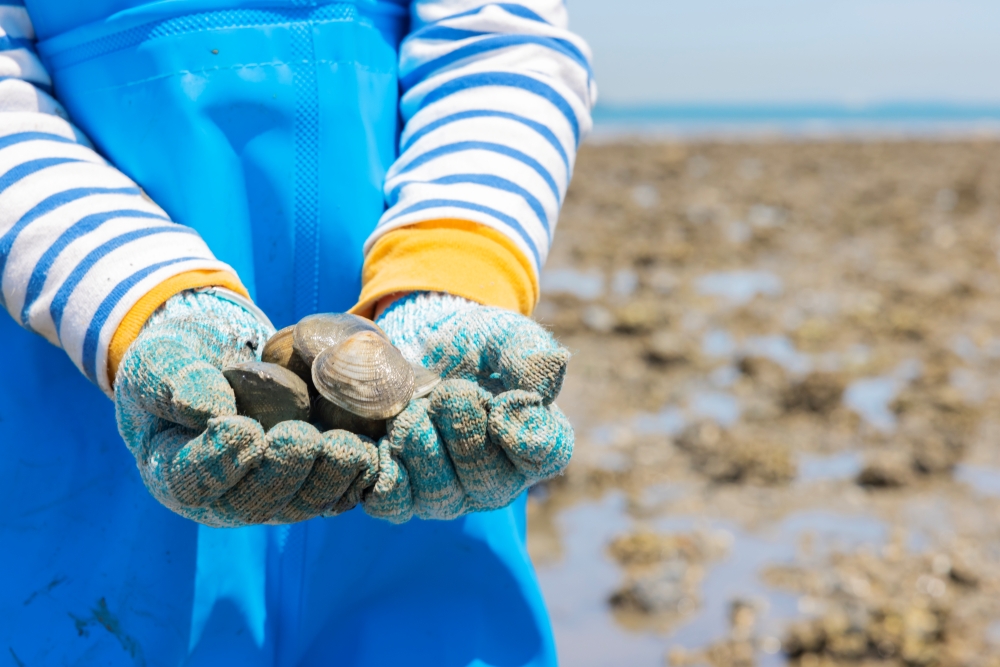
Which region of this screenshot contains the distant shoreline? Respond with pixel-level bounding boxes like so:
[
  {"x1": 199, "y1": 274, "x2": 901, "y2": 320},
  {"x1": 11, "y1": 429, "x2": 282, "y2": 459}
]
[{"x1": 591, "y1": 102, "x2": 1000, "y2": 140}]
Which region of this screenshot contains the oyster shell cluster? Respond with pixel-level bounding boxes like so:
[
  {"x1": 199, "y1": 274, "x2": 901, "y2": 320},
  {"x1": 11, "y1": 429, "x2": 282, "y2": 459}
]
[{"x1": 223, "y1": 313, "x2": 440, "y2": 435}]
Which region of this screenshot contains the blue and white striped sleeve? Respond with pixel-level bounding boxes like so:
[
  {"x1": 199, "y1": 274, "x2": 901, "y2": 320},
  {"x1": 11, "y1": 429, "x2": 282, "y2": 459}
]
[
  {"x1": 0, "y1": 2, "x2": 239, "y2": 395},
  {"x1": 367, "y1": 0, "x2": 596, "y2": 275}
]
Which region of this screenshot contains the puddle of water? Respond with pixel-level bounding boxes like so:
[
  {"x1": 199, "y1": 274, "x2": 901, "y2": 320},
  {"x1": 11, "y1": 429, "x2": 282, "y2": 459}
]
[
  {"x1": 985, "y1": 620, "x2": 1000, "y2": 645},
  {"x1": 951, "y1": 334, "x2": 980, "y2": 364},
  {"x1": 632, "y1": 407, "x2": 687, "y2": 437},
  {"x1": 588, "y1": 393, "x2": 740, "y2": 451},
  {"x1": 689, "y1": 390, "x2": 741, "y2": 427},
  {"x1": 612, "y1": 268, "x2": 640, "y2": 297},
  {"x1": 743, "y1": 335, "x2": 812, "y2": 376},
  {"x1": 537, "y1": 495, "x2": 889, "y2": 667},
  {"x1": 701, "y1": 330, "x2": 812, "y2": 377},
  {"x1": 696, "y1": 271, "x2": 783, "y2": 305},
  {"x1": 588, "y1": 408, "x2": 686, "y2": 449},
  {"x1": 537, "y1": 494, "x2": 667, "y2": 667},
  {"x1": 748, "y1": 205, "x2": 787, "y2": 230},
  {"x1": 632, "y1": 184, "x2": 660, "y2": 210},
  {"x1": 658, "y1": 511, "x2": 886, "y2": 660},
  {"x1": 541, "y1": 268, "x2": 605, "y2": 300},
  {"x1": 955, "y1": 464, "x2": 1000, "y2": 497},
  {"x1": 796, "y1": 451, "x2": 864, "y2": 483},
  {"x1": 843, "y1": 377, "x2": 899, "y2": 432},
  {"x1": 638, "y1": 483, "x2": 698, "y2": 510},
  {"x1": 950, "y1": 367, "x2": 988, "y2": 404},
  {"x1": 710, "y1": 365, "x2": 740, "y2": 388},
  {"x1": 702, "y1": 329, "x2": 737, "y2": 358},
  {"x1": 842, "y1": 359, "x2": 921, "y2": 433}
]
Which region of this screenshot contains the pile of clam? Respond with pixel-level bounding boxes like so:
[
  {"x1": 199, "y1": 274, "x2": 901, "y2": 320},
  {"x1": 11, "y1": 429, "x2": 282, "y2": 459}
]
[{"x1": 222, "y1": 314, "x2": 440, "y2": 438}]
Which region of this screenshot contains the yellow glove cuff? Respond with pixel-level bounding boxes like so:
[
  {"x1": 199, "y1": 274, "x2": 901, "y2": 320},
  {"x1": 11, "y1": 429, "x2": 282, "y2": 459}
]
[
  {"x1": 107, "y1": 270, "x2": 249, "y2": 386},
  {"x1": 350, "y1": 220, "x2": 538, "y2": 318}
]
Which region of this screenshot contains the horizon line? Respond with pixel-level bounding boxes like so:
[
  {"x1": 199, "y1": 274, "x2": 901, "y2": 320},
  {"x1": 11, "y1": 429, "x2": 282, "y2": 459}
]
[{"x1": 594, "y1": 101, "x2": 1000, "y2": 123}]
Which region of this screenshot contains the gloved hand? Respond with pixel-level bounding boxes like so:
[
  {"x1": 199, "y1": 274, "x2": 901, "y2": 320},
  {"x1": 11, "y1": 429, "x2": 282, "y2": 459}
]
[
  {"x1": 364, "y1": 292, "x2": 574, "y2": 522},
  {"x1": 114, "y1": 290, "x2": 378, "y2": 527}
]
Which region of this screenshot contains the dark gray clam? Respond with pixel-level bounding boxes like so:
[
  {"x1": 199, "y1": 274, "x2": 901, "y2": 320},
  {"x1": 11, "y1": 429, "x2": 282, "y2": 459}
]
[
  {"x1": 292, "y1": 313, "x2": 386, "y2": 366},
  {"x1": 261, "y1": 325, "x2": 312, "y2": 385},
  {"x1": 312, "y1": 331, "x2": 415, "y2": 420},
  {"x1": 223, "y1": 361, "x2": 311, "y2": 430}
]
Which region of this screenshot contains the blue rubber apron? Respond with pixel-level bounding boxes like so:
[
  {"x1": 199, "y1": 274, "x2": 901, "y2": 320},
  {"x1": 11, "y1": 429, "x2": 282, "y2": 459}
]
[{"x1": 0, "y1": 2, "x2": 557, "y2": 664}]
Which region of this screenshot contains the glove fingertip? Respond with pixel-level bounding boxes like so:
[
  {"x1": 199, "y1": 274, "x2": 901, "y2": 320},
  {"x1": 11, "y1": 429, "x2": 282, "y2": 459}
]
[
  {"x1": 267, "y1": 420, "x2": 321, "y2": 447},
  {"x1": 483, "y1": 314, "x2": 570, "y2": 403},
  {"x1": 362, "y1": 438, "x2": 414, "y2": 524},
  {"x1": 138, "y1": 415, "x2": 264, "y2": 516},
  {"x1": 488, "y1": 391, "x2": 575, "y2": 480},
  {"x1": 168, "y1": 364, "x2": 239, "y2": 428},
  {"x1": 508, "y1": 347, "x2": 570, "y2": 405}
]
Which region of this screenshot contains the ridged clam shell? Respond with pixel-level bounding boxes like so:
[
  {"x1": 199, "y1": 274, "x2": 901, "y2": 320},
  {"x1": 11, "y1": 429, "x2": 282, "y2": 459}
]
[
  {"x1": 293, "y1": 313, "x2": 387, "y2": 366},
  {"x1": 223, "y1": 361, "x2": 311, "y2": 431},
  {"x1": 261, "y1": 325, "x2": 312, "y2": 385},
  {"x1": 313, "y1": 397, "x2": 387, "y2": 440},
  {"x1": 409, "y1": 362, "x2": 441, "y2": 399},
  {"x1": 312, "y1": 331, "x2": 415, "y2": 420}
]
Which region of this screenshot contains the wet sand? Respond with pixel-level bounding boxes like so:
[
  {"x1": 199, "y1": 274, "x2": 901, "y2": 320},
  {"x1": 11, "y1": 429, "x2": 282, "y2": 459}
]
[{"x1": 531, "y1": 139, "x2": 1000, "y2": 666}]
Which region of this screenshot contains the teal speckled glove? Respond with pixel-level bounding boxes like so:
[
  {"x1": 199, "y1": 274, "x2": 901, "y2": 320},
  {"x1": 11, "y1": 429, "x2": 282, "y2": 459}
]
[
  {"x1": 114, "y1": 290, "x2": 378, "y2": 527},
  {"x1": 365, "y1": 292, "x2": 574, "y2": 522}
]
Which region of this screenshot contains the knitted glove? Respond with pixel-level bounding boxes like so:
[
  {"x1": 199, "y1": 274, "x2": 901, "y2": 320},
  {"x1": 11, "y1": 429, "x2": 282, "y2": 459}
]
[
  {"x1": 114, "y1": 290, "x2": 377, "y2": 527},
  {"x1": 364, "y1": 292, "x2": 574, "y2": 522}
]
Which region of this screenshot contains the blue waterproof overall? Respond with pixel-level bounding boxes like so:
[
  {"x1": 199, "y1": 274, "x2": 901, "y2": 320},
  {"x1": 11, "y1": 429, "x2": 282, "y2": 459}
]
[{"x1": 0, "y1": 1, "x2": 556, "y2": 664}]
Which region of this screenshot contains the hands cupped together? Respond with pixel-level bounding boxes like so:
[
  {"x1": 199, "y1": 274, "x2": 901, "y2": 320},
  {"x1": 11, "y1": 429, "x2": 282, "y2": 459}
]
[{"x1": 114, "y1": 291, "x2": 573, "y2": 527}]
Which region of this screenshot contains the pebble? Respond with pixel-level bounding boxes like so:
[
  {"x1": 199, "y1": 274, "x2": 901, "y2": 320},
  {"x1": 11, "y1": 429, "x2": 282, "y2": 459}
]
[
  {"x1": 645, "y1": 331, "x2": 688, "y2": 364},
  {"x1": 857, "y1": 451, "x2": 914, "y2": 488}
]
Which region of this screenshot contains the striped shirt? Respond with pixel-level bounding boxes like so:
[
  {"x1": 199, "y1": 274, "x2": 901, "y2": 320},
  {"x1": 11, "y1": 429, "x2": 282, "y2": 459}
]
[{"x1": 0, "y1": 1, "x2": 594, "y2": 396}]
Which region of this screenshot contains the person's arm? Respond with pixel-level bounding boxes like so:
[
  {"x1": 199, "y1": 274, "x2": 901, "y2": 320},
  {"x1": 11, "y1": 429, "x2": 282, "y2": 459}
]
[
  {"x1": 0, "y1": 1, "x2": 246, "y2": 395},
  {"x1": 353, "y1": 1, "x2": 593, "y2": 522},
  {"x1": 352, "y1": 0, "x2": 595, "y2": 317}
]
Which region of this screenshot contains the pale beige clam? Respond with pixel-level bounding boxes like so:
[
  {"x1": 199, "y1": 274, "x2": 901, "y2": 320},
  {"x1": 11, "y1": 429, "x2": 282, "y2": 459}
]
[
  {"x1": 312, "y1": 331, "x2": 416, "y2": 420},
  {"x1": 223, "y1": 361, "x2": 311, "y2": 430},
  {"x1": 261, "y1": 325, "x2": 312, "y2": 385},
  {"x1": 292, "y1": 313, "x2": 386, "y2": 366},
  {"x1": 410, "y1": 362, "x2": 441, "y2": 399}
]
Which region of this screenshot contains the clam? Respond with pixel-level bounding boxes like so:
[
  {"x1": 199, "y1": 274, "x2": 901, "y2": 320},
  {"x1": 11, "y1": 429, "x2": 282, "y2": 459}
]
[
  {"x1": 223, "y1": 361, "x2": 311, "y2": 430},
  {"x1": 312, "y1": 397, "x2": 387, "y2": 440},
  {"x1": 313, "y1": 331, "x2": 415, "y2": 420},
  {"x1": 231, "y1": 311, "x2": 442, "y2": 432},
  {"x1": 261, "y1": 325, "x2": 312, "y2": 385},
  {"x1": 293, "y1": 313, "x2": 386, "y2": 366},
  {"x1": 410, "y1": 362, "x2": 441, "y2": 399}
]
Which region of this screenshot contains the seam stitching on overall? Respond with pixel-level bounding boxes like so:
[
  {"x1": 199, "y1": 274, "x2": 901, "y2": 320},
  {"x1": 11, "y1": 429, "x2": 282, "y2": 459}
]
[
  {"x1": 290, "y1": 15, "x2": 321, "y2": 320},
  {"x1": 42, "y1": 5, "x2": 358, "y2": 70},
  {"x1": 67, "y1": 60, "x2": 397, "y2": 95}
]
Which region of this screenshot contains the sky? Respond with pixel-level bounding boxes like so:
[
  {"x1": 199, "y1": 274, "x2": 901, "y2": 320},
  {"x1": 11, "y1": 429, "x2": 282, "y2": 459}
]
[{"x1": 566, "y1": 0, "x2": 1000, "y2": 106}]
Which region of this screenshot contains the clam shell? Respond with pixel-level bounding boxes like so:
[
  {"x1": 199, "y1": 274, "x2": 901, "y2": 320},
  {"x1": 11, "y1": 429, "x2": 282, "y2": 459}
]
[
  {"x1": 293, "y1": 313, "x2": 386, "y2": 366},
  {"x1": 313, "y1": 397, "x2": 387, "y2": 440},
  {"x1": 409, "y1": 362, "x2": 441, "y2": 399},
  {"x1": 261, "y1": 325, "x2": 312, "y2": 385},
  {"x1": 223, "y1": 361, "x2": 311, "y2": 431},
  {"x1": 312, "y1": 331, "x2": 415, "y2": 420}
]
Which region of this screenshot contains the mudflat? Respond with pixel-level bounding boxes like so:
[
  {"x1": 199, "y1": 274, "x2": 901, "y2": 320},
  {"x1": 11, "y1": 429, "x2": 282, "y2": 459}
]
[{"x1": 531, "y1": 139, "x2": 1000, "y2": 666}]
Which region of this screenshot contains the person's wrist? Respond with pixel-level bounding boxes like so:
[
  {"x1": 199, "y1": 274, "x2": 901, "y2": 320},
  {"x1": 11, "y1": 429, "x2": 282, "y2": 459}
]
[
  {"x1": 107, "y1": 271, "x2": 252, "y2": 387},
  {"x1": 373, "y1": 291, "x2": 412, "y2": 319}
]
